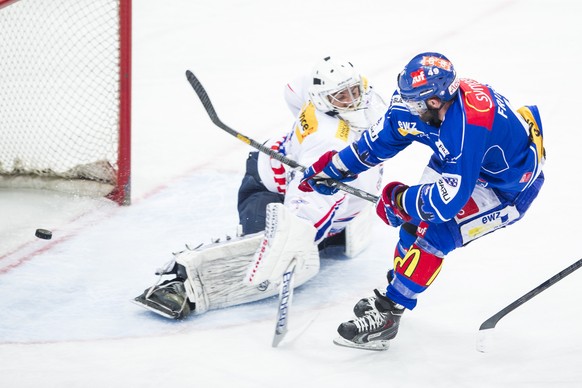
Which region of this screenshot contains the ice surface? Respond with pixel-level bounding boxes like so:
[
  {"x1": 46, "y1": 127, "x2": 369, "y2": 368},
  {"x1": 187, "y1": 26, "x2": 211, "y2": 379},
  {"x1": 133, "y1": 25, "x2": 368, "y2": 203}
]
[{"x1": 1, "y1": 1, "x2": 581, "y2": 387}]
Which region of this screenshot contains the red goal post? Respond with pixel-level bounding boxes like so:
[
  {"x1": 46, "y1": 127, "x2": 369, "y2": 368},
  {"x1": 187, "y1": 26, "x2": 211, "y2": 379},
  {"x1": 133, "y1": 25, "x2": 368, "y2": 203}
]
[{"x1": 0, "y1": 0, "x2": 132, "y2": 205}]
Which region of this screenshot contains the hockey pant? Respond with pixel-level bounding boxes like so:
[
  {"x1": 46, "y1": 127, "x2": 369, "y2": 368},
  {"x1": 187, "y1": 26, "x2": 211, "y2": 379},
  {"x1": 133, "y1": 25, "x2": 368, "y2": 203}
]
[
  {"x1": 237, "y1": 151, "x2": 284, "y2": 235},
  {"x1": 386, "y1": 171, "x2": 545, "y2": 310}
]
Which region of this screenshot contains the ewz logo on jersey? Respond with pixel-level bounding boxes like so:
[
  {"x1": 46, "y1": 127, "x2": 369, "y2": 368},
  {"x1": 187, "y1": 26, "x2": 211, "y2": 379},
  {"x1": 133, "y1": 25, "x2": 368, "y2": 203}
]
[
  {"x1": 397, "y1": 121, "x2": 428, "y2": 139},
  {"x1": 459, "y1": 204, "x2": 520, "y2": 245},
  {"x1": 482, "y1": 211, "x2": 509, "y2": 224}
]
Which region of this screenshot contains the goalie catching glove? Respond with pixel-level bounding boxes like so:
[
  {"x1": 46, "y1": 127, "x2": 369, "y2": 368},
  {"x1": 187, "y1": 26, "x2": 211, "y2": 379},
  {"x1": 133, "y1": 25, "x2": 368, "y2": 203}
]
[{"x1": 298, "y1": 151, "x2": 357, "y2": 195}]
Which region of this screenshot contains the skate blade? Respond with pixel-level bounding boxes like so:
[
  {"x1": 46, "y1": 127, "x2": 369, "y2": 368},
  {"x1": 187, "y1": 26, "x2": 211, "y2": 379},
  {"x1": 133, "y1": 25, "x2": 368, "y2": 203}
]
[
  {"x1": 333, "y1": 336, "x2": 390, "y2": 351},
  {"x1": 132, "y1": 296, "x2": 181, "y2": 320}
]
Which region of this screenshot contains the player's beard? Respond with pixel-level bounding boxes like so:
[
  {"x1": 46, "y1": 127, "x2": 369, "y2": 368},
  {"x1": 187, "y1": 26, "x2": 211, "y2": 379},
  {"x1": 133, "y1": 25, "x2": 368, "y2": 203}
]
[{"x1": 420, "y1": 108, "x2": 442, "y2": 128}]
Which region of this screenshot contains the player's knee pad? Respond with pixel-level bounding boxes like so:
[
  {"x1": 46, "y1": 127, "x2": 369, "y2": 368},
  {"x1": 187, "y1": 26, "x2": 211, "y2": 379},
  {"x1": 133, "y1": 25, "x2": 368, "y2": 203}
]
[{"x1": 386, "y1": 240, "x2": 444, "y2": 310}]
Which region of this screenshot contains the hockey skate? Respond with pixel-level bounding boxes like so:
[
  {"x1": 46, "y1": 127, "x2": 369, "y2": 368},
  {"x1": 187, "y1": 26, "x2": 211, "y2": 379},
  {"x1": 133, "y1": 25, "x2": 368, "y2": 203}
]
[
  {"x1": 333, "y1": 289, "x2": 404, "y2": 351},
  {"x1": 133, "y1": 278, "x2": 194, "y2": 319},
  {"x1": 352, "y1": 295, "x2": 377, "y2": 317},
  {"x1": 352, "y1": 270, "x2": 396, "y2": 317}
]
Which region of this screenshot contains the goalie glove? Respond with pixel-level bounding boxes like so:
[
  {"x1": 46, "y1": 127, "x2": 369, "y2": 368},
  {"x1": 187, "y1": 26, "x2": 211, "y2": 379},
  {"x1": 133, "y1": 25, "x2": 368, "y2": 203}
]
[
  {"x1": 376, "y1": 181, "x2": 412, "y2": 227},
  {"x1": 298, "y1": 151, "x2": 357, "y2": 195}
]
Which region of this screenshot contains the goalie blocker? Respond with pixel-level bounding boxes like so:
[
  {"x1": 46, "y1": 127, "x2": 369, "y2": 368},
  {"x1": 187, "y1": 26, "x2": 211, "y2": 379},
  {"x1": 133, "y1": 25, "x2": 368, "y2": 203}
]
[{"x1": 133, "y1": 202, "x2": 373, "y2": 319}]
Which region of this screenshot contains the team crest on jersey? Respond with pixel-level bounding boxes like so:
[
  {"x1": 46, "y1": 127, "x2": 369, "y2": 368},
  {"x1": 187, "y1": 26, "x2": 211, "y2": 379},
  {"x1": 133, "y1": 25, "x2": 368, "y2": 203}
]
[{"x1": 294, "y1": 102, "x2": 318, "y2": 143}]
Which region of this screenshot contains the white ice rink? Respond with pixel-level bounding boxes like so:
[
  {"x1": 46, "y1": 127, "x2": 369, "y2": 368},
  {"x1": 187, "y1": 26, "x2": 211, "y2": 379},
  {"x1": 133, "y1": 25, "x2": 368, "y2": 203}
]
[{"x1": 1, "y1": 1, "x2": 581, "y2": 387}]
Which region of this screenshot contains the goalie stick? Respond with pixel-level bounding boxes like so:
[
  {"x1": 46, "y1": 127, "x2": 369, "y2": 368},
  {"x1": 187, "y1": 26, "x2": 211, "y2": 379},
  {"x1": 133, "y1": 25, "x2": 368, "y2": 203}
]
[
  {"x1": 477, "y1": 257, "x2": 582, "y2": 352},
  {"x1": 272, "y1": 259, "x2": 297, "y2": 347},
  {"x1": 185, "y1": 70, "x2": 379, "y2": 204}
]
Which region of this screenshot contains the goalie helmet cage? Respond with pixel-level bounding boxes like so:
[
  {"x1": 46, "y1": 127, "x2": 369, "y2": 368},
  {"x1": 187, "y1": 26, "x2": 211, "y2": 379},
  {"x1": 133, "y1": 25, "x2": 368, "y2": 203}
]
[{"x1": 0, "y1": 0, "x2": 132, "y2": 205}]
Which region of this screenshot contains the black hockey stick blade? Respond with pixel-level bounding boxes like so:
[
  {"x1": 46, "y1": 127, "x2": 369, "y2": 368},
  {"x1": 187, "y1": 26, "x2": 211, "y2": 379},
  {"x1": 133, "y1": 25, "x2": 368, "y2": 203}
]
[
  {"x1": 477, "y1": 257, "x2": 582, "y2": 352},
  {"x1": 185, "y1": 70, "x2": 379, "y2": 203},
  {"x1": 272, "y1": 259, "x2": 297, "y2": 348}
]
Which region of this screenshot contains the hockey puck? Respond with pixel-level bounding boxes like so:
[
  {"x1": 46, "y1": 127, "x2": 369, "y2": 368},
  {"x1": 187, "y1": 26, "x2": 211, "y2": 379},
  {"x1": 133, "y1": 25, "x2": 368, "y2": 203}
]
[{"x1": 35, "y1": 229, "x2": 53, "y2": 240}]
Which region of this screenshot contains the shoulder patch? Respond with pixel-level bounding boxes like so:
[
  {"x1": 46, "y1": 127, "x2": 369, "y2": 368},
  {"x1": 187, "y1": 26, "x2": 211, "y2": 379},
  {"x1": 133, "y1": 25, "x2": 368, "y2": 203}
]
[
  {"x1": 294, "y1": 102, "x2": 318, "y2": 144},
  {"x1": 459, "y1": 79, "x2": 495, "y2": 130},
  {"x1": 436, "y1": 173, "x2": 461, "y2": 204}
]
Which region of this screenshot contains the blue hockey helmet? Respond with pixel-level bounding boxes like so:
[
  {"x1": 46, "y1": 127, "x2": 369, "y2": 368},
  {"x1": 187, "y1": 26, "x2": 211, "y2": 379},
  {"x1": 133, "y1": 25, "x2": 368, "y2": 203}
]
[{"x1": 397, "y1": 52, "x2": 459, "y2": 105}]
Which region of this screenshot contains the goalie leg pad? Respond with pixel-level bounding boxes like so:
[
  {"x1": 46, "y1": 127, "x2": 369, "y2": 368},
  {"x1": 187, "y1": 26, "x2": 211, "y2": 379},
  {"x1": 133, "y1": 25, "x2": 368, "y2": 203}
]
[
  {"x1": 175, "y1": 225, "x2": 319, "y2": 313},
  {"x1": 344, "y1": 204, "x2": 374, "y2": 258},
  {"x1": 177, "y1": 233, "x2": 268, "y2": 314},
  {"x1": 148, "y1": 202, "x2": 320, "y2": 316},
  {"x1": 246, "y1": 202, "x2": 319, "y2": 286}
]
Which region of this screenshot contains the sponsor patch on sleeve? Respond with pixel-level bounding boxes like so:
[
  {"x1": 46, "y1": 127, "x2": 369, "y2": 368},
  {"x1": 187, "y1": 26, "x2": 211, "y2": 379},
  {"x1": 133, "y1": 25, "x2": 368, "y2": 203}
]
[{"x1": 436, "y1": 173, "x2": 461, "y2": 204}]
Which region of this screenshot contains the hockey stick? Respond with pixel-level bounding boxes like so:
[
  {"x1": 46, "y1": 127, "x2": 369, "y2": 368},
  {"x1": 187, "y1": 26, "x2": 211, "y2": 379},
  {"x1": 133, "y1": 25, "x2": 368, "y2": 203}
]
[
  {"x1": 185, "y1": 70, "x2": 379, "y2": 203},
  {"x1": 476, "y1": 257, "x2": 582, "y2": 352},
  {"x1": 272, "y1": 259, "x2": 297, "y2": 347}
]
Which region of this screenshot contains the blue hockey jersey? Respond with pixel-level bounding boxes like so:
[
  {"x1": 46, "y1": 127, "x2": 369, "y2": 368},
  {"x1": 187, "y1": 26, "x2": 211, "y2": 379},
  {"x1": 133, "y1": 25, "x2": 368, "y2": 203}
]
[{"x1": 337, "y1": 78, "x2": 545, "y2": 223}]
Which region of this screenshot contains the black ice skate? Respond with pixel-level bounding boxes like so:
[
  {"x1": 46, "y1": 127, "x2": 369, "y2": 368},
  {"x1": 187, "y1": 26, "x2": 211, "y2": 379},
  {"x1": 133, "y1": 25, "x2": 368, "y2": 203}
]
[
  {"x1": 133, "y1": 278, "x2": 194, "y2": 319},
  {"x1": 353, "y1": 295, "x2": 377, "y2": 317},
  {"x1": 352, "y1": 271, "x2": 397, "y2": 317},
  {"x1": 334, "y1": 289, "x2": 404, "y2": 351}
]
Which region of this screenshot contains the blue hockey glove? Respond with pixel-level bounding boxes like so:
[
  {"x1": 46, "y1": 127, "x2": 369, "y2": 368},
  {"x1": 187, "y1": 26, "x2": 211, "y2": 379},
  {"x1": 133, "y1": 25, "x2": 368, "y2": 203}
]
[
  {"x1": 298, "y1": 151, "x2": 357, "y2": 195},
  {"x1": 376, "y1": 181, "x2": 412, "y2": 227}
]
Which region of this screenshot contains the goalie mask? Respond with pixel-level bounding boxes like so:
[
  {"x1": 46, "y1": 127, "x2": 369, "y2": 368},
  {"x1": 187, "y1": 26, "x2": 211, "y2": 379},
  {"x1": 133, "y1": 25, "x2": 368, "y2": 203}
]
[{"x1": 308, "y1": 56, "x2": 366, "y2": 115}]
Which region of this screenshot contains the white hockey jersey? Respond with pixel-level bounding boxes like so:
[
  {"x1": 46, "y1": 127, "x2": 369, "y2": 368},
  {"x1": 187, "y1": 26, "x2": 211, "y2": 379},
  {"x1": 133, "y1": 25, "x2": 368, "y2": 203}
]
[{"x1": 257, "y1": 77, "x2": 387, "y2": 243}]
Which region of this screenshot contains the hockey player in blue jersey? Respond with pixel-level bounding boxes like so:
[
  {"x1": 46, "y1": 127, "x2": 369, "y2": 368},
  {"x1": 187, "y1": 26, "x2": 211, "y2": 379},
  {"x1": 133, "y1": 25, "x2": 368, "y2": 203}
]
[{"x1": 299, "y1": 52, "x2": 546, "y2": 350}]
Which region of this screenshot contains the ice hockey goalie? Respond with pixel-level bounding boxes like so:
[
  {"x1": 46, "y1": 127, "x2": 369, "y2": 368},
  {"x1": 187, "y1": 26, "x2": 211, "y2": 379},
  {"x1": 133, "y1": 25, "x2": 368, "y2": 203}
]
[{"x1": 133, "y1": 203, "x2": 321, "y2": 319}]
